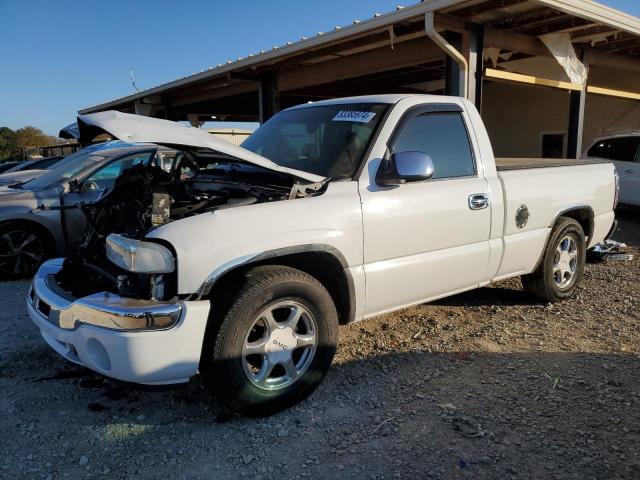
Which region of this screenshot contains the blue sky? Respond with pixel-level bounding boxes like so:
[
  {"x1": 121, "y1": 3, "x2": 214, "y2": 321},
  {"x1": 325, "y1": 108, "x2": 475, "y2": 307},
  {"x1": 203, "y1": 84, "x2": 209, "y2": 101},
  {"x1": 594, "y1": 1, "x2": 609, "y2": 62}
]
[{"x1": 0, "y1": 0, "x2": 638, "y2": 135}]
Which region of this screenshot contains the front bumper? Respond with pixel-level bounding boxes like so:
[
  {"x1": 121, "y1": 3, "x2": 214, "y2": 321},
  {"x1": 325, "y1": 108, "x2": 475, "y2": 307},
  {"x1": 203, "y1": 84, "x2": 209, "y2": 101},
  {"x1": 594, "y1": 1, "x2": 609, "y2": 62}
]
[{"x1": 27, "y1": 259, "x2": 210, "y2": 385}]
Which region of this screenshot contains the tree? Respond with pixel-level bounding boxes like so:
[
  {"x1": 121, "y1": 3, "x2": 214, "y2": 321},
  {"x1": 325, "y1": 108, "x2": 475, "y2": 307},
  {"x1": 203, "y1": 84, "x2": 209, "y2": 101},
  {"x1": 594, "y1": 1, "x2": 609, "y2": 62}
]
[
  {"x1": 0, "y1": 126, "x2": 59, "y2": 161},
  {"x1": 0, "y1": 127, "x2": 17, "y2": 160},
  {"x1": 13, "y1": 126, "x2": 54, "y2": 148}
]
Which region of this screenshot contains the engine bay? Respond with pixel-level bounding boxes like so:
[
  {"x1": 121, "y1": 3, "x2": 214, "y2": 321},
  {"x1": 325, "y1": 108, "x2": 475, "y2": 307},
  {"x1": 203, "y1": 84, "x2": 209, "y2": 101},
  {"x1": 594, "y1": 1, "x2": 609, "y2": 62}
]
[{"x1": 55, "y1": 151, "x2": 326, "y2": 301}]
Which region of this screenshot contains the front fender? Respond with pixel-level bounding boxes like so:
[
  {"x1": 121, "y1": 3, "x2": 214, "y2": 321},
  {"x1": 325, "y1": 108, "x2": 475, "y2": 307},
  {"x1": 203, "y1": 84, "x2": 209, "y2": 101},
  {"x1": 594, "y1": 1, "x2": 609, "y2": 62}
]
[{"x1": 146, "y1": 181, "x2": 364, "y2": 296}]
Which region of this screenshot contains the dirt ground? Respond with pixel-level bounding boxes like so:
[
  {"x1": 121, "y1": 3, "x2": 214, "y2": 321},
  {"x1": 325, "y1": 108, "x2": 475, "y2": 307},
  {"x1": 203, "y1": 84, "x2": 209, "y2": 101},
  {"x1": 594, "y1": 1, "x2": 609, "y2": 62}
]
[{"x1": 0, "y1": 209, "x2": 638, "y2": 480}]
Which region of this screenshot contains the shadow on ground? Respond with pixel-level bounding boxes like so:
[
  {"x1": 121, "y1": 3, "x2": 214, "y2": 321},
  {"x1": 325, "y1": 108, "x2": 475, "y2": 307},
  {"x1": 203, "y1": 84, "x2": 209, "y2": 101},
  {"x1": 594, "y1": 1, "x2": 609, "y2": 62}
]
[{"x1": 613, "y1": 206, "x2": 640, "y2": 248}]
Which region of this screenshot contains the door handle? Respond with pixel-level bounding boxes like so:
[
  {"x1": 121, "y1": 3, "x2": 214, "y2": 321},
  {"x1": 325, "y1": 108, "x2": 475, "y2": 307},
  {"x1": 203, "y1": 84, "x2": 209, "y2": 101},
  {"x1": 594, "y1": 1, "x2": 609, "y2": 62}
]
[
  {"x1": 468, "y1": 193, "x2": 490, "y2": 210},
  {"x1": 625, "y1": 169, "x2": 634, "y2": 174}
]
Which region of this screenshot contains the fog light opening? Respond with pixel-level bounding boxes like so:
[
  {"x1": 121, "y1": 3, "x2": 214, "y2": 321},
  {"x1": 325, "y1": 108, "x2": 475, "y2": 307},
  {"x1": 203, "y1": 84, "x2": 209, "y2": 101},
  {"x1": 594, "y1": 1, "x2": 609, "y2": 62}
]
[{"x1": 86, "y1": 338, "x2": 112, "y2": 372}]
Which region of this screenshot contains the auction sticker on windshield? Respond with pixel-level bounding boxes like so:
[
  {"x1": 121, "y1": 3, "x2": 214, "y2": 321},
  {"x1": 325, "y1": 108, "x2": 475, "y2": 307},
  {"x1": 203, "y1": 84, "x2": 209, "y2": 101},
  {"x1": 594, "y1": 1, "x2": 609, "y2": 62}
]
[{"x1": 332, "y1": 111, "x2": 377, "y2": 123}]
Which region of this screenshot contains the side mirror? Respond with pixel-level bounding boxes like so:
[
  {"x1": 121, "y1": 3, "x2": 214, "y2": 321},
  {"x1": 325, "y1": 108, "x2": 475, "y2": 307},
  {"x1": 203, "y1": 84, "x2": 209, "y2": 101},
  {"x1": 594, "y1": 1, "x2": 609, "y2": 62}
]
[{"x1": 376, "y1": 151, "x2": 435, "y2": 186}]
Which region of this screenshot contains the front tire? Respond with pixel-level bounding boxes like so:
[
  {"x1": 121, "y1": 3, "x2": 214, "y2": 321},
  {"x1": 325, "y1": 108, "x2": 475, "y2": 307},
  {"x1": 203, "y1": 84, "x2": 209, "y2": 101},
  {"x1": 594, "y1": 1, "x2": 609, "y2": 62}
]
[
  {"x1": 200, "y1": 265, "x2": 338, "y2": 416},
  {"x1": 522, "y1": 217, "x2": 586, "y2": 302}
]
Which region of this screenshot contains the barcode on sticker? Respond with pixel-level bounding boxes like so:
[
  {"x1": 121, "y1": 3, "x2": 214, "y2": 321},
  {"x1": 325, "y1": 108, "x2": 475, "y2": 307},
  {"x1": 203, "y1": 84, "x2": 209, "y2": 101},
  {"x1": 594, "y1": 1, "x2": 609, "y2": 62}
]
[{"x1": 332, "y1": 111, "x2": 376, "y2": 123}]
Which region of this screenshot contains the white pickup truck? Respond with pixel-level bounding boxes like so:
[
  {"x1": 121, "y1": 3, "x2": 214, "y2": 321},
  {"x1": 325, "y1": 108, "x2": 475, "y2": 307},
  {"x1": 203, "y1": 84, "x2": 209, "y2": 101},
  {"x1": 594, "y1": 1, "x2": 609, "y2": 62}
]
[{"x1": 27, "y1": 94, "x2": 617, "y2": 415}]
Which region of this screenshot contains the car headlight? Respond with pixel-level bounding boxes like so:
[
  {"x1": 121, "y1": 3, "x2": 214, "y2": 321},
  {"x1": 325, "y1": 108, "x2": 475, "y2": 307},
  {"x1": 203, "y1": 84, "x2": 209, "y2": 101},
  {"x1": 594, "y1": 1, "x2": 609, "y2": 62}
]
[{"x1": 106, "y1": 234, "x2": 175, "y2": 274}]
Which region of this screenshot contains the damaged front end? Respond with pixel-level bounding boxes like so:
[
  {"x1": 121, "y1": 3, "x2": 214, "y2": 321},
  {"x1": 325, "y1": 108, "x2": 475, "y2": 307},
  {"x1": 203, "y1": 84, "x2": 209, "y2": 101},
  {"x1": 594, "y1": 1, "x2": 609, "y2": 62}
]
[
  {"x1": 50, "y1": 109, "x2": 332, "y2": 304},
  {"x1": 54, "y1": 152, "x2": 327, "y2": 304}
]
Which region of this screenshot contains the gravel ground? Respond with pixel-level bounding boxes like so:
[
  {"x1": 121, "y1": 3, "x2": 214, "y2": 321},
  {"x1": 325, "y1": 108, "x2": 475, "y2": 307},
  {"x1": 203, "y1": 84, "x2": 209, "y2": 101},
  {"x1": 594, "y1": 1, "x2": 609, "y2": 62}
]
[{"x1": 0, "y1": 210, "x2": 639, "y2": 480}]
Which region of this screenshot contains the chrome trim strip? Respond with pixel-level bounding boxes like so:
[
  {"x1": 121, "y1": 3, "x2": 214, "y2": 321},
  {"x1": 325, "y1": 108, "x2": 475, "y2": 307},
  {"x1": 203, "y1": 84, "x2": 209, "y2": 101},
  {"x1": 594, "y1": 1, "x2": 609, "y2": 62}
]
[{"x1": 30, "y1": 259, "x2": 183, "y2": 332}]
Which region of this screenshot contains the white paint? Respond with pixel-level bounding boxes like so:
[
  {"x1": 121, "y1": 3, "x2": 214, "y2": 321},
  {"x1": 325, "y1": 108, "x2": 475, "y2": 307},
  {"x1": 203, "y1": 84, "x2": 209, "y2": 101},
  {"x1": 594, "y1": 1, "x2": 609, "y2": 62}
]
[
  {"x1": 28, "y1": 298, "x2": 210, "y2": 385},
  {"x1": 583, "y1": 132, "x2": 640, "y2": 206},
  {"x1": 150, "y1": 94, "x2": 615, "y2": 316},
  {"x1": 34, "y1": 94, "x2": 617, "y2": 386}
]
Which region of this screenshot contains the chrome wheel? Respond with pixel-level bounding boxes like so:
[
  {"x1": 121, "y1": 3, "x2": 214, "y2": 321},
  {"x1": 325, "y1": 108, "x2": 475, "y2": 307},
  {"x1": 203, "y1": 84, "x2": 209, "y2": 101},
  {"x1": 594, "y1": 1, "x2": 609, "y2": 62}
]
[
  {"x1": 553, "y1": 235, "x2": 578, "y2": 289},
  {"x1": 241, "y1": 300, "x2": 318, "y2": 391},
  {"x1": 0, "y1": 229, "x2": 45, "y2": 276}
]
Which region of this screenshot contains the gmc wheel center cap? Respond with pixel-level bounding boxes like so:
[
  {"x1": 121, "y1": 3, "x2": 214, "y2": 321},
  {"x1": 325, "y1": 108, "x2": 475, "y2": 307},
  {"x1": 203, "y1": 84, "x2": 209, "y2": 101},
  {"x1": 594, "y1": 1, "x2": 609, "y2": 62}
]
[{"x1": 265, "y1": 328, "x2": 297, "y2": 364}]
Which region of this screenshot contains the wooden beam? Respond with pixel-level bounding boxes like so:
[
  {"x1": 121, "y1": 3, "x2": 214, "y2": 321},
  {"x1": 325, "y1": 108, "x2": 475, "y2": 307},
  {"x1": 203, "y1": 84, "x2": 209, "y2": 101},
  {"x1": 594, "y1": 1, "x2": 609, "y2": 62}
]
[
  {"x1": 484, "y1": 27, "x2": 550, "y2": 56},
  {"x1": 587, "y1": 85, "x2": 640, "y2": 101},
  {"x1": 446, "y1": 0, "x2": 526, "y2": 20},
  {"x1": 469, "y1": 24, "x2": 485, "y2": 110},
  {"x1": 588, "y1": 49, "x2": 640, "y2": 73},
  {"x1": 485, "y1": 27, "x2": 640, "y2": 74},
  {"x1": 278, "y1": 37, "x2": 443, "y2": 91},
  {"x1": 444, "y1": 31, "x2": 464, "y2": 97},
  {"x1": 492, "y1": 7, "x2": 561, "y2": 30},
  {"x1": 168, "y1": 82, "x2": 256, "y2": 108},
  {"x1": 485, "y1": 68, "x2": 582, "y2": 91},
  {"x1": 567, "y1": 49, "x2": 588, "y2": 158},
  {"x1": 259, "y1": 72, "x2": 279, "y2": 123}
]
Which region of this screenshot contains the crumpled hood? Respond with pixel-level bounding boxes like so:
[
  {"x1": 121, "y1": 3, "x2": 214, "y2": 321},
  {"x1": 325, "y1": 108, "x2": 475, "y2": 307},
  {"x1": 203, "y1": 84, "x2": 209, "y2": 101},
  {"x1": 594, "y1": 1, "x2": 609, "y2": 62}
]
[{"x1": 75, "y1": 111, "x2": 325, "y2": 183}]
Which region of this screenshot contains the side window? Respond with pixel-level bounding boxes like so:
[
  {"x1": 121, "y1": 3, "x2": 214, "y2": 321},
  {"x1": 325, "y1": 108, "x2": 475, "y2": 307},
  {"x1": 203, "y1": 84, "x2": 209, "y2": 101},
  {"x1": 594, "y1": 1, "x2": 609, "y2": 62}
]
[
  {"x1": 391, "y1": 112, "x2": 475, "y2": 179},
  {"x1": 83, "y1": 152, "x2": 151, "y2": 191},
  {"x1": 587, "y1": 137, "x2": 640, "y2": 162}
]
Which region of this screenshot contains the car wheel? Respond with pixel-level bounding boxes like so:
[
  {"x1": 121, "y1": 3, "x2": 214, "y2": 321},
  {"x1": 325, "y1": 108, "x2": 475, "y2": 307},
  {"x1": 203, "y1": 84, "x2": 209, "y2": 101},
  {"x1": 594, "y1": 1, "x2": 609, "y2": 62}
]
[
  {"x1": 200, "y1": 265, "x2": 338, "y2": 416},
  {"x1": 0, "y1": 223, "x2": 49, "y2": 279},
  {"x1": 522, "y1": 216, "x2": 586, "y2": 303}
]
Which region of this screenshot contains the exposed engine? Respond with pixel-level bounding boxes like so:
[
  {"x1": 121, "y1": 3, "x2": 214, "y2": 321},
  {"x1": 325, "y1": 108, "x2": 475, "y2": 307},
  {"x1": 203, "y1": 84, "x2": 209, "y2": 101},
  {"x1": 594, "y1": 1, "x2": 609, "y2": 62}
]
[{"x1": 55, "y1": 154, "x2": 325, "y2": 301}]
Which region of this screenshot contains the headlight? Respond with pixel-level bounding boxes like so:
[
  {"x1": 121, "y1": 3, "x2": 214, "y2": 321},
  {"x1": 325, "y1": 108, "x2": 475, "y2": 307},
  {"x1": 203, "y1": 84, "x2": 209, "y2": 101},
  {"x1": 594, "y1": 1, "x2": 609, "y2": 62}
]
[{"x1": 106, "y1": 234, "x2": 175, "y2": 274}]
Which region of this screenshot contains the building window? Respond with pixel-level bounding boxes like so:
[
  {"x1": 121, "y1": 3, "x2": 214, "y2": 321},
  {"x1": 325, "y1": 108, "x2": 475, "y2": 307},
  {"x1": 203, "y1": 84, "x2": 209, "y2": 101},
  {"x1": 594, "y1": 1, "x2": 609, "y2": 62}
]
[{"x1": 541, "y1": 133, "x2": 565, "y2": 159}]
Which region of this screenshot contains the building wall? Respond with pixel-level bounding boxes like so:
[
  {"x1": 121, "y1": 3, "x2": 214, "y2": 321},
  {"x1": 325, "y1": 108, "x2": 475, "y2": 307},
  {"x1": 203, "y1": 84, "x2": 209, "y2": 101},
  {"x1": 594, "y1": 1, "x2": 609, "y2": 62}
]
[
  {"x1": 482, "y1": 82, "x2": 570, "y2": 158},
  {"x1": 482, "y1": 81, "x2": 640, "y2": 157},
  {"x1": 206, "y1": 128, "x2": 254, "y2": 145}
]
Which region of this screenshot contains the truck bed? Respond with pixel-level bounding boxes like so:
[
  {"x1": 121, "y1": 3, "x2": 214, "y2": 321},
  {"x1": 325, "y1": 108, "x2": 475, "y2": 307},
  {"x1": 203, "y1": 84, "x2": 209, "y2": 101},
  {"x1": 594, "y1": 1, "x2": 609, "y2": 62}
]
[{"x1": 496, "y1": 157, "x2": 611, "y2": 171}]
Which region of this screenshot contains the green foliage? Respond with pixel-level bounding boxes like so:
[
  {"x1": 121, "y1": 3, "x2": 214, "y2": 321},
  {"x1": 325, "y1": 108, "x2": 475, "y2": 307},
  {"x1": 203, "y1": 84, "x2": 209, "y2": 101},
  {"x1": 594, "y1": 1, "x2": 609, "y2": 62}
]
[
  {"x1": 0, "y1": 126, "x2": 58, "y2": 161},
  {"x1": 0, "y1": 127, "x2": 17, "y2": 161}
]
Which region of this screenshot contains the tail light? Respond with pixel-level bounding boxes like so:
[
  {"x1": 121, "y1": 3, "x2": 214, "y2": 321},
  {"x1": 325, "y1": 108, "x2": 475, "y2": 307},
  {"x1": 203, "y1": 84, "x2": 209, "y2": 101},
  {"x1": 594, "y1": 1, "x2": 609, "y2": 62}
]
[{"x1": 613, "y1": 169, "x2": 620, "y2": 209}]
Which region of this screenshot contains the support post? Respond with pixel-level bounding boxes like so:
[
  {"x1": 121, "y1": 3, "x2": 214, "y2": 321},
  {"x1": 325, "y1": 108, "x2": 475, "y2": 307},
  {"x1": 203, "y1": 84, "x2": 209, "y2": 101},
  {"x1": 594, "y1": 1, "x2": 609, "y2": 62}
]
[
  {"x1": 468, "y1": 24, "x2": 484, "y2": 111},
  {"x1": 444, "y1": 31, "x2": 464, "y2": 97},
  {"x1": 567, "y1": 50, "x2": 589, "y2": 159},
  {"x1": 259, "y1": 72, "x2": 279, "y2": 124}
]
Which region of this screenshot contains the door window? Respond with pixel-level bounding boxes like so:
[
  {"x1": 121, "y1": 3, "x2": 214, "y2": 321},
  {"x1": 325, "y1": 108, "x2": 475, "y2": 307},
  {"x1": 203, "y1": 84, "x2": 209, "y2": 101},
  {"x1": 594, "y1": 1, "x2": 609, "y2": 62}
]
[
  {"x1": 391, "y1": 112, "x2": 475, "y2": 179},
  {"x1": 82, "y1": 152, "x2": 152, "y2": 191},
  {"x1": 587, "y1": 137, "x2": 640, "y2": 162}
]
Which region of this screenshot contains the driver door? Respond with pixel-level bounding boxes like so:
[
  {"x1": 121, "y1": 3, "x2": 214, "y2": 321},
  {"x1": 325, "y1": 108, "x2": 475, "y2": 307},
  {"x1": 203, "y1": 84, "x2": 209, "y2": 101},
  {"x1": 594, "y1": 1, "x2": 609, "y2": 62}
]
[
  {"x1": 359, "y1": 105, "x2": 492, "y2": 316},
  {"x1": 62, "y1": 151, "x2": 154, "y2": 245}
]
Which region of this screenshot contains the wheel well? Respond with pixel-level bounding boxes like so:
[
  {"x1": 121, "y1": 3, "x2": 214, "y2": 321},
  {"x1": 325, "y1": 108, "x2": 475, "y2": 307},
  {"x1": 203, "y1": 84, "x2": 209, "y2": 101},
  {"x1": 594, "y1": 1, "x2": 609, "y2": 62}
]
[
  {"x1": 208, "y1": 251, "x2": 354, "y2": 325},
  {"x1": 557, "y1": 208, "x2": 594, "y2": 241},
  {"x1": 0, "y1": 220, "x2": 56, "y2": 255}
]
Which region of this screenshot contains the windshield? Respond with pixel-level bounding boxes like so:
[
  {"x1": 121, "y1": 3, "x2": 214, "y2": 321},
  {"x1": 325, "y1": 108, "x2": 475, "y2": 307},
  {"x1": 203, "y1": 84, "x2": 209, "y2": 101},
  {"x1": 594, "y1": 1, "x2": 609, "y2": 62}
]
[
  {"x1": 18, "y1": 141, "x2": 133, "y2": 189},
  {"x1": 28, "y1": 156, "x2": 63, "y2": 170},
  {"x1": 242, "y1": 103, "x2": 388, "y2": 178},
  {"x1": 19, "y1": 151, "x2": 107, "y2": 189}
]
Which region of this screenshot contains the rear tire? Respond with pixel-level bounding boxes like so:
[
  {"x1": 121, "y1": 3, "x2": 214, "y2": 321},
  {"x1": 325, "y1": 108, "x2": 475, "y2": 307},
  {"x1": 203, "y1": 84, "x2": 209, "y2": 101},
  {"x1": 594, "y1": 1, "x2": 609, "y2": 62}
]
[
  {"x1": 0, "y1": 223, "x2": 50, "y2": 279},
  {"x1": 521, "y1": 216, "x2": 586, "y2": 303},
  {"x1": 200, "y1": 265, "x2": 338, "y2": 416}
]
